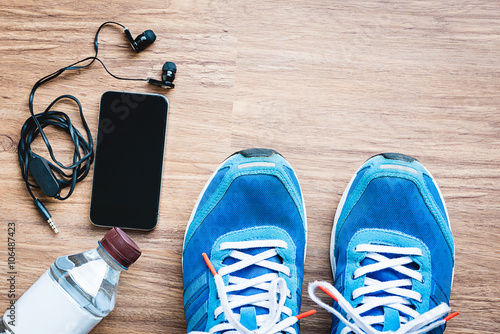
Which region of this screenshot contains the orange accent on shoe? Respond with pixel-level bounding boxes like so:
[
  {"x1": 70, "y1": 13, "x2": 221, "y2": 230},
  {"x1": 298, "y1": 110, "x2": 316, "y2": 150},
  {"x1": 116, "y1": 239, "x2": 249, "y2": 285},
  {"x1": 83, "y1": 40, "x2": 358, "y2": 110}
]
[
  {"x1": 296, "y1": 309, "x2": 316, "y2": 320},
  {"x1": 202, "y1": 253, "x2": 218, "y2": 276},
  {"x1": 318, "y1": 285, "x2": 338, "y2": 302},
  {"x1": 444, "y1": 311, "x2": 459, "y2": 322}
]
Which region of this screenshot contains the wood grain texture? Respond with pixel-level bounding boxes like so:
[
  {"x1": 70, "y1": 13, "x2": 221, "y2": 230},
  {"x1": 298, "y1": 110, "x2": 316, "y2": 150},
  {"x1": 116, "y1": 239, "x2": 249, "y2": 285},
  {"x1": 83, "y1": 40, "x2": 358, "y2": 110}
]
[{"x1": 0, "y1": 0, "x2": 499, "y2": 333}]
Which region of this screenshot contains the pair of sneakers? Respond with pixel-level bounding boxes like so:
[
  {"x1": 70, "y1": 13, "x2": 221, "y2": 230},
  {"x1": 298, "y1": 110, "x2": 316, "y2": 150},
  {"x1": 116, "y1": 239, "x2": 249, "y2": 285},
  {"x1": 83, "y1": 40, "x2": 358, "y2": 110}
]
[{"x1": 182, "y1": 149, "x2": 456, "y2": 334}]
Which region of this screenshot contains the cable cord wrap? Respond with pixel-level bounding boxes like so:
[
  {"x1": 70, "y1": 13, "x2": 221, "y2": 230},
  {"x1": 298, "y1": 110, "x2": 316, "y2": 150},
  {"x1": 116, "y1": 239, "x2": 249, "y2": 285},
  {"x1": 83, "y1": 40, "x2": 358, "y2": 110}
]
[{"x1": 18, "y1": 21, "x2": 147, "y2": 229}]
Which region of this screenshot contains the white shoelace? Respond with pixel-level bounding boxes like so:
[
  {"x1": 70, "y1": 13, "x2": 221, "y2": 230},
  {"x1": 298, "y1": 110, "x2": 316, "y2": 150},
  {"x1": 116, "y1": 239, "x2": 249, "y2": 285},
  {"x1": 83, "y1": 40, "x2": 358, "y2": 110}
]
[
  {"x1": 191, "y1": 239, "x2": 312, "y2": 334},
  {"x1": 308, "y1": 244, "x2": 458, "y2": 334}
]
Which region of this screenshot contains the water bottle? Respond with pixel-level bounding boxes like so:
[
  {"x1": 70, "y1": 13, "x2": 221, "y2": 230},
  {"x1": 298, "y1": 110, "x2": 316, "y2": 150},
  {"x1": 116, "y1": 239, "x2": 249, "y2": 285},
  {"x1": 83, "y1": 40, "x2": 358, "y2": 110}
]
[{"x1": 0, "y1": 227, "x2": 141, "y2": 334}]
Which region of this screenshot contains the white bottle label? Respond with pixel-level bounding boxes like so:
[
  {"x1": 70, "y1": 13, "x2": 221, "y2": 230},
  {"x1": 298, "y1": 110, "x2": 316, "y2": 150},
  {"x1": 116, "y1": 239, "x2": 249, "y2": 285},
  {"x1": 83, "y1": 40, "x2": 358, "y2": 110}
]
[{"x1": 3, "y1": 270, "x2": 101, "y2": 334}]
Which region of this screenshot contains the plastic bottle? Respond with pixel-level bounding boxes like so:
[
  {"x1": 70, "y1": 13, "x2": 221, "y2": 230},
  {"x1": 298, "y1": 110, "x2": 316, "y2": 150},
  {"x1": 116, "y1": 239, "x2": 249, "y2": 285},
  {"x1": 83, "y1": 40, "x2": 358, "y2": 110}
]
[{"x1": 0, "y1": 227, "x2": 141, "y2": 334}]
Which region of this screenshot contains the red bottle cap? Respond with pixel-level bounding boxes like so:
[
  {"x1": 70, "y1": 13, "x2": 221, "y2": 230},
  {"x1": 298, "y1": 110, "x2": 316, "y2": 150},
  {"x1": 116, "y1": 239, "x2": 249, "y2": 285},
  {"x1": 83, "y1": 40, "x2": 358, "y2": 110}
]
[{"x1": 100, "y1": 227, "x2": 142, "y2": 268}]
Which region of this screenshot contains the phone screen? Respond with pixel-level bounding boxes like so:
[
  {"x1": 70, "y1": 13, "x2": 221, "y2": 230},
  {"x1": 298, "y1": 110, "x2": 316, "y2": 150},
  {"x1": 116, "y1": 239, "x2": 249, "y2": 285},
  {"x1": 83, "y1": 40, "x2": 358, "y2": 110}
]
[{"x1": 90, "y1": 91, "x2": 168, "y2": 230}]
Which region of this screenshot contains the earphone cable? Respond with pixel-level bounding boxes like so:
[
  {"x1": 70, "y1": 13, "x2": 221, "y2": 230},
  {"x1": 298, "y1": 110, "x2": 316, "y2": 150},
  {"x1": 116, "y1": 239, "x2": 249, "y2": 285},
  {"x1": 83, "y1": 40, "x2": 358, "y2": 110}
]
[{"x1": 18, "y1": 21, "x2": 148, "y2": 231}]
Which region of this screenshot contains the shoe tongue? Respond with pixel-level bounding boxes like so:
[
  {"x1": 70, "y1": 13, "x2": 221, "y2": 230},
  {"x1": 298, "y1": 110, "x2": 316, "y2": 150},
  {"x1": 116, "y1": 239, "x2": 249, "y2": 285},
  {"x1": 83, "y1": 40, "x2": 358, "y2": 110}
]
[
  {"x1": 358, "y1": 253, "x2": 413, "y2": 331},
  {"x1": 382, "y1": 307, "x2": 400, "y2": 331},
  {"x1": 240, "y1": 306, "x2": 258, "y2": 331},
  {"x1": 223, "y1": 247, "x2": 282, "y2": 319}
]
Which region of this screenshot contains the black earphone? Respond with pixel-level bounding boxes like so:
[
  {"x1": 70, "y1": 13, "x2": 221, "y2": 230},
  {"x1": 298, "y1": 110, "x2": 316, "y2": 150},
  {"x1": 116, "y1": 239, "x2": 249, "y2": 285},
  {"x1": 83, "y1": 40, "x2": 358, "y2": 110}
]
[
  {"x1": 123, "y1": 26, "x2": 177, "y2": 88},
  {"x1": 148, "y1": 62, "x2": 177, "y2": 89},
  {"x1": 124, "y1": 28, "x2": 156, "y2": 52},
  {"x1": 92, "y1": 22, "x2": 176, "y2": 88},
  {"x1": 18, "y1": 21, "x2": 176, "y2": 233}
]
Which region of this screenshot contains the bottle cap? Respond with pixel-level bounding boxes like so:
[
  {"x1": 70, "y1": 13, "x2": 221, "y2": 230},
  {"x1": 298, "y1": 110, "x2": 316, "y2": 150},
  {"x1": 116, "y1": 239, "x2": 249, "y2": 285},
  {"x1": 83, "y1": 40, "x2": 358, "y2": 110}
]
[{"x1": 100, "y1": 227, "x2": 142, "y2": 268}]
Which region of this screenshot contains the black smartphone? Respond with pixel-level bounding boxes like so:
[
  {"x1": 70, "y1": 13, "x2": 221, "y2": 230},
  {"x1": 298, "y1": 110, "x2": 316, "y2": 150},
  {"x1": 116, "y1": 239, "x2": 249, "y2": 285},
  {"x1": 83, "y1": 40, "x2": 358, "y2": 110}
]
[{"x1": 90, "y1": 91, "x2": 168, "y2": 230}]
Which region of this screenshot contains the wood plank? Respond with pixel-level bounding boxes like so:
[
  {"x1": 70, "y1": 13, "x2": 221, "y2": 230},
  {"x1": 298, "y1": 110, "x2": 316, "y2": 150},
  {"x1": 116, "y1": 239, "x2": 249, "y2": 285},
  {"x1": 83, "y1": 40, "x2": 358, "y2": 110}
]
[{"x1": 0, "y1": 0, "x2": 498, "y2": 332}]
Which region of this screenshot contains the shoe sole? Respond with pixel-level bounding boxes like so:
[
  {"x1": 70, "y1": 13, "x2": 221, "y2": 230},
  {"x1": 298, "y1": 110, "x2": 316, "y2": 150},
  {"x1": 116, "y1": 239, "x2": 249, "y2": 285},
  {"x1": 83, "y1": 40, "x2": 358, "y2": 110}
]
[{"x1": 330, "y1": 153, "x2": 454, "y2": 287}]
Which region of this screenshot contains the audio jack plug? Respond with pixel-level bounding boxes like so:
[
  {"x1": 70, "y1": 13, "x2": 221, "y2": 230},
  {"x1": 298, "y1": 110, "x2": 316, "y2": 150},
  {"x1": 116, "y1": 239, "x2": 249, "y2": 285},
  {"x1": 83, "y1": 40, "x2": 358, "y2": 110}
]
[{"x1": 34, "y1": 199, "x2": 59, "y2": 234}]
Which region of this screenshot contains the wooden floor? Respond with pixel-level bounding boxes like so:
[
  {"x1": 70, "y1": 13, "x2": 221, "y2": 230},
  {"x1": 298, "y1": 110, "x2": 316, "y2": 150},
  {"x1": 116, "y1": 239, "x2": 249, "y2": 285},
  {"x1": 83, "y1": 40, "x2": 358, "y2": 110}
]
[{"x1": 0, "y1": 1, "x2": 499, "y2": 333}]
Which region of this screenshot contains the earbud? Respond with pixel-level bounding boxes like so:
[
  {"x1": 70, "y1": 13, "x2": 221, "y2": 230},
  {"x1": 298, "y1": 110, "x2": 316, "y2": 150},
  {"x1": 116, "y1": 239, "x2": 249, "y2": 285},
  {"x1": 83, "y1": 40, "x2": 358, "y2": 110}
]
[
  {"x1": 162, "y1": 62, "x2": 176, "y2": 87},
  {"x1": 124, "y1": 28, "x2": 156, "y2": 53},
  {"x1": 147, "y1": 62, "x2": 177, "y2": 89}
]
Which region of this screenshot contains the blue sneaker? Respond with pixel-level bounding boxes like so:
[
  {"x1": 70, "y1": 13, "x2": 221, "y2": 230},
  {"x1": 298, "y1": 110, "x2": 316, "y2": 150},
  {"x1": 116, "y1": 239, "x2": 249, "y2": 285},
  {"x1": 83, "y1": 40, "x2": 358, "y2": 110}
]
[
  {"x1": 182, "y1": 148, "x2": 312, "y2": 334},
  {"x1": 309, "y1": 153, "x2": 457, "y2": 334}
]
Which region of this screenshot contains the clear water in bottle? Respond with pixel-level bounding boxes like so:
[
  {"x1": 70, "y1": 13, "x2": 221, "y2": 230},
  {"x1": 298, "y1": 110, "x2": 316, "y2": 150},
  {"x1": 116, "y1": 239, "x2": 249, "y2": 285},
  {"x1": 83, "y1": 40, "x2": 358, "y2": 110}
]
[{"x1": 0, "y1": 227, "x2": 141, "y2": 334}]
